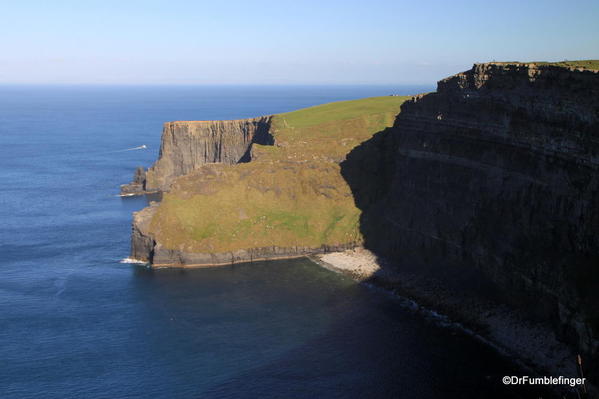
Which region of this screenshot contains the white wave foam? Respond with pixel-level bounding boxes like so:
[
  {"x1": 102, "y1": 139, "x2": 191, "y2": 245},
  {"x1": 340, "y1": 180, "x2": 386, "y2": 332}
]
[{"x1": 119, "y1": 257, "x2": 148, "y2": 264}]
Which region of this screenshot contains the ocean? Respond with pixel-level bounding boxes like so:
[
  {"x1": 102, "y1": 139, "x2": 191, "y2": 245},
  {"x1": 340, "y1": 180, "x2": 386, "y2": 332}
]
[{"x1": 0, "y1": 85, "x2": 540, "y2": 398}]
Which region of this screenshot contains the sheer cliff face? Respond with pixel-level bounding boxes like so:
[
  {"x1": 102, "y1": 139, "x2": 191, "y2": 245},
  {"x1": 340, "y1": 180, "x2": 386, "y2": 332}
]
[
  {"x1": 144, "y1": 116, "x2": 272, "y2": 192},
  {"x1": 343, "y1": 63, "x2": 599, "y2": 360}
]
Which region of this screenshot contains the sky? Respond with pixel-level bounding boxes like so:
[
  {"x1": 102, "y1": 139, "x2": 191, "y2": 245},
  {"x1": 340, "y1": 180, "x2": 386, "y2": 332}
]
[{"x1": 1, "y1": 0, "x2": 598, "y2": 85}]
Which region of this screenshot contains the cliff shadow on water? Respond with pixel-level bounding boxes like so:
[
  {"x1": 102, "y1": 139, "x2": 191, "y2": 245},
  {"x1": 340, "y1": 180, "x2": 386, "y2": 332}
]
[{"x1": 340, "y1": 63, "x2": 599, "y2": 392}]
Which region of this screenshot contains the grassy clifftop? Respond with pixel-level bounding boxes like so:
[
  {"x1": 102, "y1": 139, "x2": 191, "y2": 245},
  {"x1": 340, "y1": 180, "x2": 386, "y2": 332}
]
[
  {"x1": 543, "y1": 60, "x2": 599, "y2": 69},
  {"x1": 146, "y1": 96, "x2": 409, "y2": 253},
  {"x1": 490, "y1": 60, "x2": 599, "y2": 70}
]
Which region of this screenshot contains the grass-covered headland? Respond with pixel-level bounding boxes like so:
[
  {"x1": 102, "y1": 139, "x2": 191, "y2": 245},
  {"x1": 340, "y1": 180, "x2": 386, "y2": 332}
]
[{"x1": 147, "y1": 96, "x2": 409, "y2": 253}]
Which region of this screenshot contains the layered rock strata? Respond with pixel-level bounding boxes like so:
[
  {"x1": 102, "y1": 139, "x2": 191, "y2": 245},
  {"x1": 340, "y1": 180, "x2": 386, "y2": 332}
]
[{"x1": 342, "y1": 62, "x2": 599, "y2": 380}]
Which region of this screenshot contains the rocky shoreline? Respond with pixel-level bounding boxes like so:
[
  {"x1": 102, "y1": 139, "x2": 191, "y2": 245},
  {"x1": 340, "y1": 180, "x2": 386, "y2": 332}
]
[
  {"x1": 312, "y1": 247, "x2": 591, "y2": 396},
  {"x1": 128, "y1": 198, "x2": 593, "y2": 395},
  {"x1": 126, "y1": 239, "x2": 591, "y2": 395}
]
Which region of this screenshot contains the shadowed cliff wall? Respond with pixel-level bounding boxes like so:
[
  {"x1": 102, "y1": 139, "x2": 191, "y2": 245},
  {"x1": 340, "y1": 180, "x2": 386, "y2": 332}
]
[{"x1": 342, "y1": 62, "x2": 599, "y2": 373}]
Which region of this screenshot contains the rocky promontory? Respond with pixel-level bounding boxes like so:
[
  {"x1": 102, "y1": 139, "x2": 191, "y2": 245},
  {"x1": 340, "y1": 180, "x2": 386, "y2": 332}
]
[{"x1": 121, "y1": 116, "x2": 272, "y2": 195}]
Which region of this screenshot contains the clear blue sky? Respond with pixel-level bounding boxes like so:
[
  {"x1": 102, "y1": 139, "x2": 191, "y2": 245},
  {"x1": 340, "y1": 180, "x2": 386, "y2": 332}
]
[{"x1": 1, "y1": 0, "x2": 597, "y2": 85}]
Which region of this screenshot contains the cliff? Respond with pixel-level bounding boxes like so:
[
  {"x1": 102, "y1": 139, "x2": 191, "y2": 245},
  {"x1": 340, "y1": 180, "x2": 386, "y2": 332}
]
[
  {"x1": 120, "y1": 116, "x2": 272, "y2": 194},
  {"x1": 124, "y1": 62, "x2": 599, "y2": 385},
  {"x1": 342, "y1": 61, "x2": 599, "y2": 381}
]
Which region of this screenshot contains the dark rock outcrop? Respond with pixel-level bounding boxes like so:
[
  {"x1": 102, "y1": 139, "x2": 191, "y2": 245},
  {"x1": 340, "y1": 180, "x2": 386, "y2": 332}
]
[
  {"x1": 121, "y1": 116, "x2": 273, "y2": 195},
  {"x1": 120, "y1": 166, "x2": 147, "y2": 196},
  {"x1": 342, "y1": 62, "x2": 599, "y2": 379},
  {"x1": 130, "y1": 202, "x2": 158, "y2": 262}
]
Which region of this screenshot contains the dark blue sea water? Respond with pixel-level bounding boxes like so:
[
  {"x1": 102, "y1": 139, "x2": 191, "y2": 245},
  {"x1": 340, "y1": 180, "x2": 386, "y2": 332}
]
[{"x1": 1, "y1": 85, "x2": 539, "y2": 398}]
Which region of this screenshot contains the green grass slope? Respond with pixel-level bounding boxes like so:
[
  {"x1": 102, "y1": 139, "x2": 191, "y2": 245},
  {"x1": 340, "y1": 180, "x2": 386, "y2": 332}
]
[{"x1": 147, "y1": 96, "x2": 409, "y2": 253}]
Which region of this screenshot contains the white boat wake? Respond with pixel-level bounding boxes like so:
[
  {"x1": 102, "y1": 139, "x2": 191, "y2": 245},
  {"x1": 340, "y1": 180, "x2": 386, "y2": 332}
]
[{"x1": 113, "y1": 145, "x2": 147, "y2": 152}]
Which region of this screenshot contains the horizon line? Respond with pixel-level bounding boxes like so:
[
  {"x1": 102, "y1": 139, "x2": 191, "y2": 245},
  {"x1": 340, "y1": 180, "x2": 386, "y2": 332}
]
[{"x1": 0, "y1": 82, "x2": 436, "y2": 87}]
